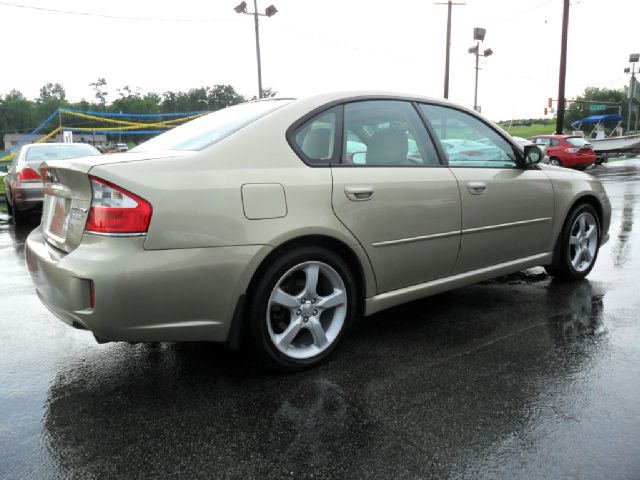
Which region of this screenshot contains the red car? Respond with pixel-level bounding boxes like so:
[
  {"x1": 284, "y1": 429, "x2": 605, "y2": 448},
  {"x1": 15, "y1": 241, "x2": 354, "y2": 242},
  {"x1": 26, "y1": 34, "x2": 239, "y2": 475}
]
[{"x1": 527, "y1": 135, "x2": 596, "y2": 170}]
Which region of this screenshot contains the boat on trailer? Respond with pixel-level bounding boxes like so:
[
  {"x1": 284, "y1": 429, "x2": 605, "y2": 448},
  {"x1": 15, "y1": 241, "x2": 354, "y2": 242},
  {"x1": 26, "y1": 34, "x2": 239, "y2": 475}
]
[{"x1": 571, "y1": 114, "x2": 640, "y2": 153}]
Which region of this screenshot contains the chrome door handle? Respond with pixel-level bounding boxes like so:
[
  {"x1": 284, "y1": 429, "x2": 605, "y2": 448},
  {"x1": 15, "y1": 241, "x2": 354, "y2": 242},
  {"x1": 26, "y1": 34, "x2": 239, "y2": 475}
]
[
  {"x1": 466, "y1": 181, "x2": 487, "y2": 195},
  {"x1": 344, "y1": 186, "x2": 374, "y2": 201}
]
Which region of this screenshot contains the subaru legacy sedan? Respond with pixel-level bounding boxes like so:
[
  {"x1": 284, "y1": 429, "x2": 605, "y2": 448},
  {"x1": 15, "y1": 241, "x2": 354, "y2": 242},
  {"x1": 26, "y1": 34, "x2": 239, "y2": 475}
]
[{"x1": 25, "y1": 92, "x2": 611, "y2": 371}]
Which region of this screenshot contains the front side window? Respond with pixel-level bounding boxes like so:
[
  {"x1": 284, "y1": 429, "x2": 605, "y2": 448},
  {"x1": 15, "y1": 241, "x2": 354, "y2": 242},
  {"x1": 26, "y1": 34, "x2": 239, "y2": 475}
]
[
  {"x1": 342, "y1": 101, "x2": 440, "y2": 167},
  {"x1": 133, "y1": 99, "x2": 292, "y2": 152},
  {"x1": 420, "y1": 104, "x2": 517, "y2": 167}
]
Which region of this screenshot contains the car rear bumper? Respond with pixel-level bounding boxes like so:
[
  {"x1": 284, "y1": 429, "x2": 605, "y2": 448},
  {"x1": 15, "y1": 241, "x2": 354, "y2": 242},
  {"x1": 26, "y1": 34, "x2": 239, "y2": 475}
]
[
  {"x1": 12, "y1": 183, "x2": 44, "y2": 210},
  {"x1": 25, "y1": 226, "x2": 271, "y2": 343},
  {"x1": 565, "y1": 154, "x2": 596, "y2": 168}
]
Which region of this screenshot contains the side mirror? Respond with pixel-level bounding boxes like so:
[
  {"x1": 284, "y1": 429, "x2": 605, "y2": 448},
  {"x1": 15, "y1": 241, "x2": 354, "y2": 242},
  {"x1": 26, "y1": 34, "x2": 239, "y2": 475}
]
[
  {"x1": 523, "y1": 145, "x2": 542, "y2": 166},
  {"x1": 351, "y1": 152, "x2": 367, "y2": 165}
]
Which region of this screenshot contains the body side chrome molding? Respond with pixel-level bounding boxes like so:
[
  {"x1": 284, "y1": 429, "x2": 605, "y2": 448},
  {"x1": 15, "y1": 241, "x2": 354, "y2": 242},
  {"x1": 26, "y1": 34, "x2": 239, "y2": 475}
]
[
  {"x1": 461, "y1": 217, "x2": 551, "y2": 235},
  {"x1": 372, "y1": 230, "x2": 460, "y2": 247},
  {"x1": 364, "y1": 252, "x2": 553, "y2": 316},
  {"x1": 371, "y1": 217, "x2": 551, "y2": 248}
]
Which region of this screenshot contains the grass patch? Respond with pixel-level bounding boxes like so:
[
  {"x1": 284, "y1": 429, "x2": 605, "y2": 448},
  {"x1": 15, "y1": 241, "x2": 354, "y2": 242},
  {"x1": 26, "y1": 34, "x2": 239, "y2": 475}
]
[{"x1": 499, "y1": 123, "x2": 556, "y2": 138}]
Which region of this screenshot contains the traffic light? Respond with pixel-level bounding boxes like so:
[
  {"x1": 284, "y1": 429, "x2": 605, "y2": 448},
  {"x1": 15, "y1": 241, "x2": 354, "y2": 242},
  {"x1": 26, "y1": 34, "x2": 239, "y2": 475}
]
[
  {"x1": 544, "y1": 107, "x2": 548, "y2": 115},
  {"x1": 548, "y1": 97, "x2": 553, "y2": 108}
]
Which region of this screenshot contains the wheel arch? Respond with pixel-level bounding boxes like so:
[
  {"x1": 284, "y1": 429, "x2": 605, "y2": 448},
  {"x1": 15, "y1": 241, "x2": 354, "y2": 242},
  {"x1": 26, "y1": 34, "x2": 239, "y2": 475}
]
[
  {"x1": 227, "y1": 234, "x2": 374, "y2": 350},
  {"x1": 547, "y1": 193, "x2": 604, "y2": 269},
  {"x1": 569, "y1": 193, "x2": 603, "y2": 230}
]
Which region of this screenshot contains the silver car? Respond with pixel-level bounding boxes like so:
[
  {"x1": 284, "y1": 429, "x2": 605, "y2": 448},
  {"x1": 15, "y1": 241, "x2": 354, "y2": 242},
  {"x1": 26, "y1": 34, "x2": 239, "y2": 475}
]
[
  {"x1": 4, "y1": 142, "x2": 100, "y2": 221},
  {"x1": 25, "y1": 92, "x2": 611, "y2": 371}
]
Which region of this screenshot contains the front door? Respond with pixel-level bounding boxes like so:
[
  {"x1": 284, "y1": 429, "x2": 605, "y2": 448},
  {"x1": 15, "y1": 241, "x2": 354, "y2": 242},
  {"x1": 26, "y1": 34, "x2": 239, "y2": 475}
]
[{"x1": 418, "y1": 103, "x2": 555, "y2": 274}]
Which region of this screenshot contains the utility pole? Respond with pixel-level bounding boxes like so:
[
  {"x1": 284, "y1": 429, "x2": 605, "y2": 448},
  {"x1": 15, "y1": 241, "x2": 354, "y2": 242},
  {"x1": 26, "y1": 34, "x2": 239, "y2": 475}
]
[
  {"x1": 555, "y1": 0, "x2": 570, "y2": 135},
  {"x1": 436, "y1": 1, "x2": 465, "y2": 99},
  {"x1": 624, "y1": 54, "x2": 639, "y2": 134}
]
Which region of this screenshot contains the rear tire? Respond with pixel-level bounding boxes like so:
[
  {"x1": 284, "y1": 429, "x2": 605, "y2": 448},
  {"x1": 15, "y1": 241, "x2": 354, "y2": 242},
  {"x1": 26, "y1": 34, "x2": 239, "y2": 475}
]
[
  {"x1": 247, "y1": 246, "x2": 357, "y2": 372},
  {"x1": 545, "y1": 203, "x2": 600, "y2": 281},
  {"x1": 4, "y1": 194, "x2": 13, "y2": 217}
]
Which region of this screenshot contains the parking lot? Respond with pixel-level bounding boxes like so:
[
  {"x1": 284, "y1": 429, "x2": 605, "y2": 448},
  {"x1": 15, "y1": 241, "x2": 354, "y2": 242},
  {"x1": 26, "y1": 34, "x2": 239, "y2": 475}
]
[{"x1": 1, "y1": 160, "x2": 639, "y2": 479}]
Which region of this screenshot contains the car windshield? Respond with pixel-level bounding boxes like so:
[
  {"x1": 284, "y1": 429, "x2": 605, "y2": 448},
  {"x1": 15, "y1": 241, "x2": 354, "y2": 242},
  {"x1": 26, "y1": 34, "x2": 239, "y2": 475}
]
[
  {"x1": 133, "y1": 99, "x2": 292, "y2": 152},
  {"x1": 26, "y1": 144, "x2": 100, "y2": 164},
  {"x1": 566, "y1": 137, "x2": 590, "y2": 147}
]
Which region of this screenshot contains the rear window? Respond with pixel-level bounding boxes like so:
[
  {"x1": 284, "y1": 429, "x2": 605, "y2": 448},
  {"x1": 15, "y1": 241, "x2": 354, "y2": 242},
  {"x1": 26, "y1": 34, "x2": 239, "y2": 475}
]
[
  {"x1": 133, "y1": 99, "x2": 292, "y2": 152},
  {"x1": 26, "y1": 144, "x2": 100, "y2": 164},
  {"x1": 565, "y1": 137, "x2": 590, "y2": 147}
]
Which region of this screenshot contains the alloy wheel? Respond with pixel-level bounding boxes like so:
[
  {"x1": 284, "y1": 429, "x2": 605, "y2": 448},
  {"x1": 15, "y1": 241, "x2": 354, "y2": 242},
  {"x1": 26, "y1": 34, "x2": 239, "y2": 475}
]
[
  {"x1": 266, "y1": 261, "x2": 348, "y2": 359},
  {"x1": 569, "y1": 212, "x2": 598, "y2": 272}
]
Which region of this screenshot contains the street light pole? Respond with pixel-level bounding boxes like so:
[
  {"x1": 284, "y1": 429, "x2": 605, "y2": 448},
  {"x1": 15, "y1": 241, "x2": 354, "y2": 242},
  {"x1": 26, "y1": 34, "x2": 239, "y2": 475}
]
[
  {"x1": 253, "y1": 0, "x2": 263, "y2": 99},
  {"x1": 234, "y1": 1, "x2": 278, "y2": 100},
  {"x1": 233, "y1": 0, "x2": 278, "y2": 98},
  {"x1": 473, "y1": 41, "x2": 479, "y2": 111},
  {"x1": 468, "y1": 28, "x2": 491, "y2": 113}
]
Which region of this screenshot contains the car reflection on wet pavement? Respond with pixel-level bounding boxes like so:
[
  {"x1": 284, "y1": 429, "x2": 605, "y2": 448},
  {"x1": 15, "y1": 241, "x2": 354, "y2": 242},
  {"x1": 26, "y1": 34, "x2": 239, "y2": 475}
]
[{"x1": 1, "y1": 160, "x2": 639, "y2": 480}]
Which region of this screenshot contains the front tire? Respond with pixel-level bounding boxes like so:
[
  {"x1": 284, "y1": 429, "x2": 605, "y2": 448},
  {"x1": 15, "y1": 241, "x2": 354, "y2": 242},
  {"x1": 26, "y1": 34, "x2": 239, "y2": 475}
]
[
  {"x1": 247, "y1": 246, "x2": 357, "y2": 371},
  {"x1": 549, "y1": 157, "x2": 562, "y2": 167},
  {"x1": 545, "y1": 204, "x2": 600, "y2": 280}
]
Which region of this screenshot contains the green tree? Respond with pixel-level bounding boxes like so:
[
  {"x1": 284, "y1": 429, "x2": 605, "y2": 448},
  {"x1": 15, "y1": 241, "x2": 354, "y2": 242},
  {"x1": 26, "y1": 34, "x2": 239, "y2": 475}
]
[
  {"x1": 565, "y1": 86, "x2": 628, "y2": 133},
  {"x1": 89, "y1": 78, "x2": 109, "y2": 111}
]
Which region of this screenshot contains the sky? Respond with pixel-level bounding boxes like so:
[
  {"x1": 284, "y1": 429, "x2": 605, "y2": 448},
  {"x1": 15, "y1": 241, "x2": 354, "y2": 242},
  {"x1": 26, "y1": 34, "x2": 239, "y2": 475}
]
[{"x1": 0, "y1": 0, "x2": 638, "y2": 121}]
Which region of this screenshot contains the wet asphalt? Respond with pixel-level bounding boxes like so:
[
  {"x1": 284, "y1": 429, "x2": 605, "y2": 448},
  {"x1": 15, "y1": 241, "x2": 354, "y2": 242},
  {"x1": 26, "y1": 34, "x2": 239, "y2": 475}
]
[{"x1": 1, "y1": 160, "x2": 640, "y2": 480}]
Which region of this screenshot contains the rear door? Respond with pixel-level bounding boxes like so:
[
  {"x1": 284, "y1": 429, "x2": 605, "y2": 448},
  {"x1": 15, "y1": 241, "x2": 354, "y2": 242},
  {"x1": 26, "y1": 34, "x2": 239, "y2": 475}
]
[
  {"x1": 419, "y1": 104, "x2": 555, "y2": 274},
  {"x1": 326, "y1": 100, "x2": 462, "y2": 294}
]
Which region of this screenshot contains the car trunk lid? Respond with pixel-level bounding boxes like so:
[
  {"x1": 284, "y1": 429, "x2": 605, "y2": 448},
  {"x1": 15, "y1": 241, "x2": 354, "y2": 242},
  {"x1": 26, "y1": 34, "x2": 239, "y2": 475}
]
[{"x1": 40, "y1": 166, "x2": 92, "y2": 253}]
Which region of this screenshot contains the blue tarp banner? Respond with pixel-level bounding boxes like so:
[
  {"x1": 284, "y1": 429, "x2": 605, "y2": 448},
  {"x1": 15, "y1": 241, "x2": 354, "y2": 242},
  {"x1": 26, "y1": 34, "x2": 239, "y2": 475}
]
[
  {"x1": 61, "y1": 108, "x2": 208, "y2": 118},
  {"x1": 8, "y1": 109, "x2": 59, "y2": 153}
]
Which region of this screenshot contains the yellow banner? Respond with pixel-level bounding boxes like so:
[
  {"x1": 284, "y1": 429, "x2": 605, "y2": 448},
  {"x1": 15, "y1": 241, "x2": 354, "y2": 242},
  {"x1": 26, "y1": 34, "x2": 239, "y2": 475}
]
[{"x1": 59, "y1": 109, "x2": 206, "y2": 128}]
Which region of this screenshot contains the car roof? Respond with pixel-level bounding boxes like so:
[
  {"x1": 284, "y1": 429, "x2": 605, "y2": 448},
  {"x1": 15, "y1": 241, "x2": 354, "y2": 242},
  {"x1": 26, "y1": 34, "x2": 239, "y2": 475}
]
[{"x1": 279, "y1": 90, "x2": 471, "y2": 115}]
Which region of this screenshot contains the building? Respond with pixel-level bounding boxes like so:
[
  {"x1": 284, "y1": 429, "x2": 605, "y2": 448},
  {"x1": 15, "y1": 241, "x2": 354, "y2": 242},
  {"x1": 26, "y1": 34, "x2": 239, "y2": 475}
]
[{"x1": 3, "y1": 132, "x2": 108, "y2": 150}]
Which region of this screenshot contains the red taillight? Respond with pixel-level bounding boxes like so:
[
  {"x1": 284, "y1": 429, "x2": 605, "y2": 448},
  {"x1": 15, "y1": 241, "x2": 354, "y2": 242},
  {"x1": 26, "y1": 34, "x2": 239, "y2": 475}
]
[
  {"x1": 18, "y1": 167, "x2": 41, "y2": 182},
  {"x1": 85, "y1": 176, "x2": 152, "y2": 235}
]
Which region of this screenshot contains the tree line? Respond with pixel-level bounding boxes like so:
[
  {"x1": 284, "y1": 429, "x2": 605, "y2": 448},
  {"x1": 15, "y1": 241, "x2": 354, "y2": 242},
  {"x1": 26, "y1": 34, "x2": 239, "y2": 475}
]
[{"x1": 0, "y1": 79, "x2": 276, "y2": 149}]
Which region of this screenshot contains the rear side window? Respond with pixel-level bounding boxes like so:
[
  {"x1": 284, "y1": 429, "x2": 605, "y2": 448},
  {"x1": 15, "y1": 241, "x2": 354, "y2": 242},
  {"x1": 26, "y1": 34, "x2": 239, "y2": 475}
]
[
  {"x1": 566, "y1": 137, "x2": 590, "y2": 147},
  {"x1": 293, "y1": 108, "x2": 338, "y2": 164},
  {"x1": 25, "y1": 144, "x2": 100, "y2": 164},
  {"x1": 133, "y1": 99, "x2": 292, "y2": 152}
]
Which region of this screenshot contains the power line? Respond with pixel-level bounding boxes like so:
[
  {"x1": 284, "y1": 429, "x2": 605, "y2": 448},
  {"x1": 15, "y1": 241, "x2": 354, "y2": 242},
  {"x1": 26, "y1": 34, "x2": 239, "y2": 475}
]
[{"x1": 0, "y1": 1, "x2": 240, "y2": 23}]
